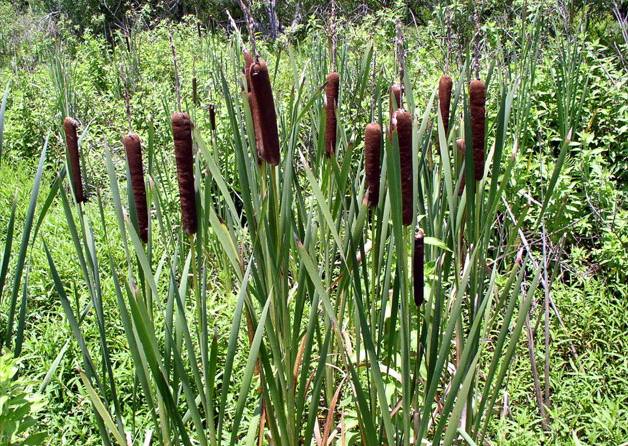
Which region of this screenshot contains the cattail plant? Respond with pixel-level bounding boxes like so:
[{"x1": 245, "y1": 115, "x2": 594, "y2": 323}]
[
  {"x1": 192, "y1": 76, "x2": 198, "y2": 106},
  {"x1": 413, "y1": 229, "x2": 424, "y2": 306},
  {"x1": 250, "y1": 59, "x2": 280, "y2": 166},
  {"x1": 123, "y1": 133, "x2": 149, "y2": 243},
  {"x1": 364, "y1": 122, "x2": 382, "y2": 206},
  {"x1": 171, "y1": 112, "x2": 197, "y2": 235},
  {"x1": 457, "y1": 138, "x2": 466, "y2": 196},
  {"x1": 63, "y1": 117, "x2": 85, "y2": 203},
  {"x1": 438, "y1": 75, "x2": 453, "y2": 154},
  {"x1": 324, "y1": 72, "x2": 340, "y2": 157},
  {"x1": 243, "y1": 49, "x2": 254, "y2": 91},
  {"x1": 470, "y1": 79, "x2": 486, "y2": 180},
  {"x1": 392, "y1": 109, "x2": 413, "y2": 226}
]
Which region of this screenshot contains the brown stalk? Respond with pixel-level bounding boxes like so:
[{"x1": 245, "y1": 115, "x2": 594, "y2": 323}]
[
  {"x1": 438, "y1": 75, "x2": 453, "y2": 155},
  {"x1": 469, "y1": 79, "x2": 486, "y2": 180},
  {"x1": 325, "y1": 72, "x2": 340, "y2": 157},
  {"x1": 364, "y1": 122, "x2": 382, "y2": 207},
  {"x1": 392, "y1": 109, "x2": 413, "y2": 226},
  {"x1": 250, "y1": 59, "x2": 280, "y2": 166},
  {"x1": 171, "y1": 112, "x2": 197, "y2": 235},
  {"x1": 123, "y1": 133, "x2": 149, "y2": 243},
  {"x1": 63, "y1": 117, "x2": 85, "y2": 203}
]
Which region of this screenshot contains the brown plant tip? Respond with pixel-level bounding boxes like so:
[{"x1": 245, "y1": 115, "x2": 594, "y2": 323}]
[
  {"x1": 456, "y1": 138, "x2": 466, "y2": 196},
  {"x1": 469, "y1": 79, "x2": 486, "y2": 180},
  {"x1": 389, "y1": 83, "x2": 402, "y2": 116},
  {"x1": 364, "y1": 122, "x2": 382, "y2": 207},
  {"x1": 392, "y1": 109, "x2": 413, "y2": 226},
  {"x1": 325, "y1": 72, "x2": 340, "y2": 157},
  {"x1": 413, "y1": 229, "x2": 425, "y2": 307},
  {"x1": 123, "y1": 134, "x2": 149, "y2": 243},
  {"x1": 63, "y1": 117, "x2": 85, "y2": 203},
  {"x1": 171, "y1": 112, "x2": 197, "y2": 235},
  {"x1": 248, "y1": 91, "x2": 264, "y2": 165},
  {"x1": 250, "y1": 59, "x2": 280, "y2": 166},
  {"x1": 437, "y1": 75, "x2": 453, "y2": 155}
]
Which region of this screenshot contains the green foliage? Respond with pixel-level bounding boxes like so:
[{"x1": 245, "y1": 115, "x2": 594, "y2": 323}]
[{"x1": 0, "y1": 353, "x2": 46, "y2": 444}]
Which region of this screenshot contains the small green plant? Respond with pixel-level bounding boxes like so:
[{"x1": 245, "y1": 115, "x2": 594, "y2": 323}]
[{"x1": 0, "y1": 353, "x2": 46, "y2": 445}]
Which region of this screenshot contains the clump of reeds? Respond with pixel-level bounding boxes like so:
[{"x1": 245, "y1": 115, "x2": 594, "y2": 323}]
[
  {"x1": 413, "y1": 229, "x2": 425, "y2": 306},
  {"x1": 437, "y1": 75, "x2": 453, "y2": 155},
  {"x1": 469, "y1": 79, "x2": 486, "y2": 180},
  {"x1": 171, "y1": 112, "x2": 197, "y2": 235},
  {"x1": 456, "y1": 138, "x2": 466, "y2": 196},
  {"x1": 364, "y1": 122, "x2": 382, "y2": 207},
  {"x1": 63, "y1": 117, "x2": 85, "y2": 203},
  {"x1": 325, "y1": 72, "x2": 340, "y2": 157},
  {"x1": 249, "y1": 59, "x2": 280, "y2": 166},
  {"x1": 123, "y1": 133, "x2": 149, "y2": 243},
  {"x1": 392, "y1": 109, "x2": 413, "y2": 226}
]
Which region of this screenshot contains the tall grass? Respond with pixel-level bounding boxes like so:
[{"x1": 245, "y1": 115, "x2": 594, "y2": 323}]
[{"x1": 1, "y1": 10, "x2": 591, "y2": 445}]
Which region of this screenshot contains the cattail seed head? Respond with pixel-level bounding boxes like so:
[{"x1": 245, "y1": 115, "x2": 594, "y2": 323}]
[
  {"x1": 392, "y1": 109, "x2": 413, "y2": 226},
  {"x1": 192, "y1": 77, "x2": 198, "y2": 106},
  {"x1": 63, "y1": 117, "x2": 85, "y2": 203},
  {"x1": 325, "y1": 72, "x2": 340, "y2": 157},
  {"x1": 250, "y1": 59, "x2": 280, "y2": 166},
  {"x1": 248, "y1": 91, "x2": 264, "y2": 165},
  {"x1": 456, "y1": 138, "x2": 466, "y2": 196},
  {"x1": 171, "y1": 112, "x2": 197, "y2": 235},
  {"x1": 469, "y1": 79, "x2": 486, "y2": 180},
  {"x1": 364, "y1": 122, "x2": 382, "y2": 207},
  {"x1": 123, "y1": 133, "x2": 149, "y2": 243},
  {"x1": 413, "y1": 229, "x2": 425, "y2": 307},
  {"x1": 209, "y1": 104, "x2": 216, "y2": 131},
  {"x1": 437, "y1": 75, "x2": 453, "y2": 155}
]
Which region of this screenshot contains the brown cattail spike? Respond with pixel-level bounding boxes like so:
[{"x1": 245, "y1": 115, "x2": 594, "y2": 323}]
[
  {"x1": 248, "y1": 91, "x2": 264, "y2": 165},
  {"x1": 456, "y1": 138, "x2": 466, "y2": 196},
  {"x1": 413, "y1": 229, "x2": 425, "y2": 306},
  {"x1": 392, "y1": 109, "x2": 413, "y2": 226},
  {"x1": 171, "y1": 112, "x2": 197, "y2": 235},
  {"x1": 325, "y1": 72, "x2": 340, "y2": 157},
  {"x1": 123, "y1": 134, "x2": 149, "y2": 243},
  {"x1": 364, "y1": 122, "x2": 382, "y2": 207},
  {"x1": 250, "y1": 59, "x2": 280, "y2": 166},
  {"x1": 209, "y1": 104, "x2": 216, "y2": 131},
  {"x1": 438, "y1": 75, "x2": 453, "y2": 156},
  {"x1": 469, "y1": 79, "x2": 486, "y2": 180},
  {"x1": 63, "y1": 117, "x2": 85, "y2": 203}
]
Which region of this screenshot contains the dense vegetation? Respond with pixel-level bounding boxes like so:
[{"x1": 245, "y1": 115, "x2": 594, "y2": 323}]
[{"x1": 0, "y1": 0, "x2": 627, "y2": 444}]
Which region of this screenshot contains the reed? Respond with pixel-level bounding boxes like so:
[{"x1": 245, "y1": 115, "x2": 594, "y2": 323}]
[
  {"x1": 364, "y1": 122, "x2": 382, "y2": 206},
  {"x1": 470, "y1": 79, "x2": 486, "y2": 180},
  {"x1": 171, "y1": 111, "x2": 197, "y2": 234},
  {"x1": 244, "y1": 49, "x2": 264, "y2": 163},
  {"x1": 392, "y1": 109, "x2": 413, "y2": 226},
  {"x1": 63, "y1": 117, "x2": 85, "y2": 203},
  {"x1": 123, "y1": 133, "x2": 149, "y2": 243},
  {"x1": 324, "y1": 72, "x2": 340, "y2": 157},
  {"x1": 250, "y1": 59, "x2": 280, "y2": 166}
]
